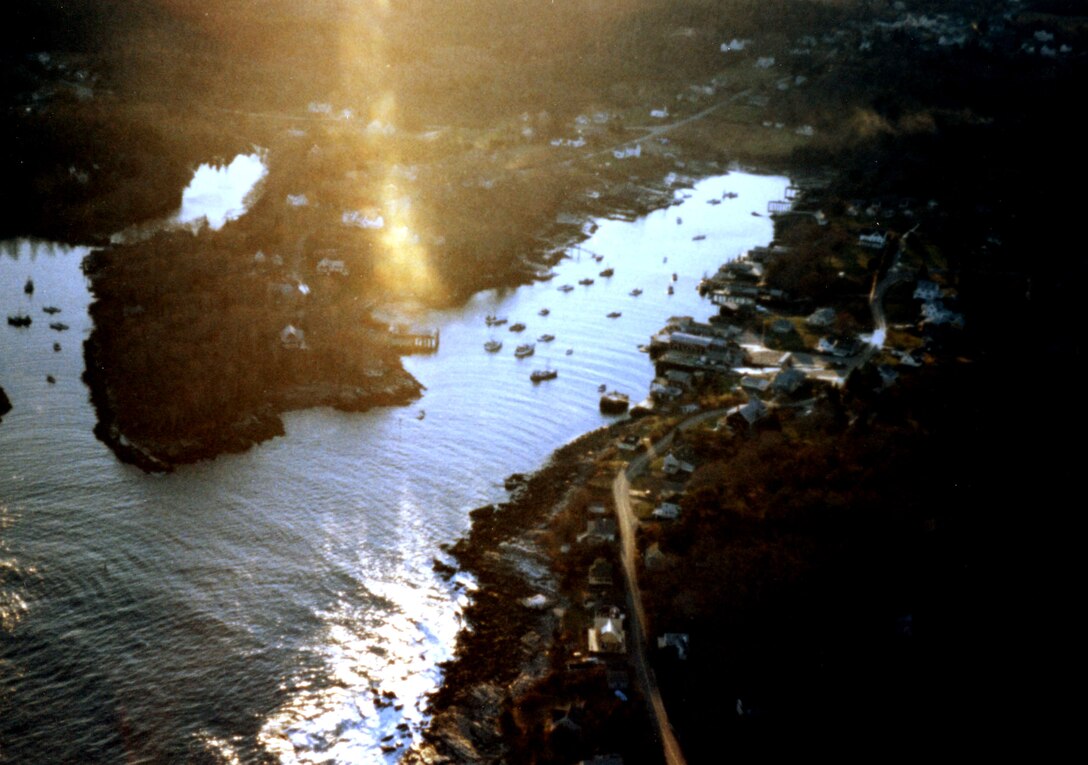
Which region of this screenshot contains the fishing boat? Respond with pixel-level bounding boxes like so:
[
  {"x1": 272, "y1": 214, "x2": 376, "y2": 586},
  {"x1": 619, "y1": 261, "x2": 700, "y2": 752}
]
[
  {"x1": 599, "y1": 267, "x2": 614, "y2": 277},
  {"x1": 530, "y1": 369, "x2": 558, "y2": 383},
  {"x1": 599, "y1": 391, "x2": 630, "y2": 414},
  {"x1": 537, "y1": 334, "x2": 555, "y2": 343},
  {"x1": 484, "y1": 339, "x2": 502, "y2": 352},
  {"x1": 514, "y1": 343, "x2": 535, "y2": 358},
  {"x1": 509, "y1": 322, "x2": 526, "y2": 332}
]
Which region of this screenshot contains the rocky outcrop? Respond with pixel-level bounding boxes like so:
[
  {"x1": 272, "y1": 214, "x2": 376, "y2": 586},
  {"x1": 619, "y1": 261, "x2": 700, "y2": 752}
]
[{"x1": 0, "y1": 386, "x2": 11, "y2": 424}]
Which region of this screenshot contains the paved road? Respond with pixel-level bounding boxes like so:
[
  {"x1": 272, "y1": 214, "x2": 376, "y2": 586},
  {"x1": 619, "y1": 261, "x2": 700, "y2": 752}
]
[{"x1": 611, "y1": 409, "x2": 727, "y2": 765}]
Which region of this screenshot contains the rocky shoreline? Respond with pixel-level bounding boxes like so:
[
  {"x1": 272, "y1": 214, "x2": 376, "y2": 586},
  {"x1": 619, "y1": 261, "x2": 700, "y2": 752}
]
[{"x1": 405, "y1": 424, "x2": 627, "y2": 764}]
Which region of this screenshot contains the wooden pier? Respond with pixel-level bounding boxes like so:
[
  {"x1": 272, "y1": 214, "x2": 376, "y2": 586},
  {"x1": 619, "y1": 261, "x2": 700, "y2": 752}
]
[{"x1": 387, "y1": 325, "x2": 440, "y2": 353}]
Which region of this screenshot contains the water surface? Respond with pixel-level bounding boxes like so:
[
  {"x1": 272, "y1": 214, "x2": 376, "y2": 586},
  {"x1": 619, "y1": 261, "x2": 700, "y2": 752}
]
[{"x1": 0, "y1": 171, "x2": 787, "y2": 763}]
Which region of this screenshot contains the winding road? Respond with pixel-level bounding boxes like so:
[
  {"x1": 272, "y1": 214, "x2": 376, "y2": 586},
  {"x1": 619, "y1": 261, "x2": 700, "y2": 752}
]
[{"x1": 611, "y1": 409, "x2": 727, "y2": 765}]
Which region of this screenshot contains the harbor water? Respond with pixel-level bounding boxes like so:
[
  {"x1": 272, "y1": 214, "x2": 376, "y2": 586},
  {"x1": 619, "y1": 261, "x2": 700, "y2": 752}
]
[{"x1": 0, "y1": 170, "x2": 787, "y2": 763}]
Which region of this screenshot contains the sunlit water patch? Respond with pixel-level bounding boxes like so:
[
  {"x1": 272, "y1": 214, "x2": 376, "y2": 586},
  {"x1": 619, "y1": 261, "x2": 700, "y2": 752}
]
[{"x1": 176, "y1": 152, "x2": 268, "y2": 230}]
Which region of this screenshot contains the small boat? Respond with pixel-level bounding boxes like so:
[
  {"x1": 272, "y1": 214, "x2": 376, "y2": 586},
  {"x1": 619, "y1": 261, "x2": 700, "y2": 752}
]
[
  {"x1": 578, "y1": 278, "x2": 594, "y2": 286},
  {"x1": 692, "y1": 234, "x2": 706, "y2": 241},
  {"x1": 535, "y1": 270, "x2": 556, "y2": 281},
  {"x1": 599, "y1": 268, "x2": 614, "y2": 277},
  {"x1": 537, "y1": 334, "x2": 555, "y2": 343},
  {"x1": 606, "y1": 311, "x2": 621, "y2": 319},
  {"x1": 509, "y1": 322, "x2": 526, "y2": 332},
  {"x1": 592, "y1": 254, "x2": 604, "y2": 263},
  {"x1": 724, "y1": 191, "x2": 738, "y2": 199},
  {"x1": 751, "y1": 211, "x2": 762, "y2": 217},
  {"x1": 558, "y1": 284, "x2": 575, "y2": 293},
  {"x1": 24, "y1": 278, "x2": 34, "y2": 295},
  {"x1": 53, "y1": 342, "x2": 61, "y2": 352},
  {"x1": 484, "y1": 340, "x2": 503, "y2": 352},
  {"x1": 629, "y1": 288, "x2": 643, "y2": 296},
  {"x1": 672, "y1": 272, "x2": 678, "y2": 281},
  {"x1": 707, "y1": 198, "x2": 721, "y2": 206},
  {"x1": 485, "y1": 314, "x2": 508, "y2": 327},
  {"x1": 46, "y1": 375, "x2": 56, "y2": 384},
  {"x1": 416, "y1": 410, "x2": 426, "y2": 420},
  {"x1": 43, "y1": 306, "x2": 61, "y2": 315},
  {"x1": 49, "y1": 322, "x2": 69, "y2": 331},
  {"x1": 538, "y1": 308, "x2": 550, "y2": 316},
  {"x1": 514, "y1": 343, "x2": 535, "y2": 358},
  {"x1": 565, "y1": 348, "x2": 573, "y2": 356},
  {"x1": 676, "y1": 217, "x2": 682, "y2": 225},
  {"x1": 598, "y1": 384, "x2": 607, "y2": 393},
  {"x1": 667, "y1": 285, "x2": 674, "y2": 295},
  {"x1": 530, "y1": 369, "x2": 558, "y2": 383},
  {"x1": 600, "y1": 390, "x2": 630, "y2": 414},
  {"x1": 7, "y1": 314, "x2": 31, "y2": 327}
]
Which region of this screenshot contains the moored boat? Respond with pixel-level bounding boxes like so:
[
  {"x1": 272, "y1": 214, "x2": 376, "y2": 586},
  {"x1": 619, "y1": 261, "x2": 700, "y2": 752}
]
[
  {"x1": 599, "y1": 391, "x2": 630, "y2": 414},
  {"x1": 49, "y1": 322, "x2": 69, "y2": 331},
  {"x1": 578, "y1": 278, "x2": 594, "y2": 286},
  {"x1": 606, "y1": 311, "x2": 621, "y2": 319},
  {"x1": 530, "y1": 369, "x2": 558, "y2": 383},
  {"x1": 7, "y1": 314, "x2": 31, "y2": 327},
  {"x1": 509, "y1": 322, "x2": 526, "y2": 332},
  {"x1": 599, "y1": 268, "x2": 614, "y2": 277},
  {"x1": 485, "y1": 314, "x2": 508, "y2": 326},
  {"x1": 537, "y1": 334, "x2": 555, "y2": 343},
  {"x1": 538, "y1": 308, "x2": 550, "y2": 316},
  {"x1": 629, "y1": 288, "x2": 643, "y2": 296},
  {"x1": 24, "y1": 278, "x2": 34, "y2": 295},
  {"x1": 558, "y1": 284, "x2": 574, "y2": 293},
  {"x1": 484, "y1": 339, "x2": 502, "y2": 352},
  {"x1": 514, "y1": 343, "x2": 535, "y2": 358},
  {"x1": 43, "y1": 306, "x2": 61, "y2": 315}
]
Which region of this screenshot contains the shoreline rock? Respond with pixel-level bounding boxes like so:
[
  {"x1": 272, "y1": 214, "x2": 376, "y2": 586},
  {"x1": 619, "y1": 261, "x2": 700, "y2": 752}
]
[{"x1": 406, "y1": 425, "x2": 624, "y2": 764}]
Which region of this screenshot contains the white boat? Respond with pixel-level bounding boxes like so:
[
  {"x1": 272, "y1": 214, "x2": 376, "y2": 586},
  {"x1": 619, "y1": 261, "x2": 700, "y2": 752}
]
[{"x1": 514, "y1": 343, "x2": 535, "y2": 358}]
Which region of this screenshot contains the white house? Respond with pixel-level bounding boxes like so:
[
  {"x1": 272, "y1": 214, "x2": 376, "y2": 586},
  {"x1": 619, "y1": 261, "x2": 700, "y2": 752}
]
[
  {"x1": 317, "y1": 258, "x2": 348, "y2": 276},
  {"x1": 280, "y1": 324, "x2": 307, "y2": 349}
]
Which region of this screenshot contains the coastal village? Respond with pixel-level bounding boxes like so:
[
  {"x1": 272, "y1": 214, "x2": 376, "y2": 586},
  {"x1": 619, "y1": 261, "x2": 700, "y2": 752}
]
[
  {"x1": 1, "y1": 0, "x2": 1079, "y2": 762},
  {"x1": 408, "y1": 169, "x2": 977, "y2": 763}
]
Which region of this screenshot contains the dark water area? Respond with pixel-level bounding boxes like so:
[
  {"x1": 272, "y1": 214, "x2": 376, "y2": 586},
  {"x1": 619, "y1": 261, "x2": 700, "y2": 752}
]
[{"x1": 0, "y1": 170, "x2": 787, "y2": 763}]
